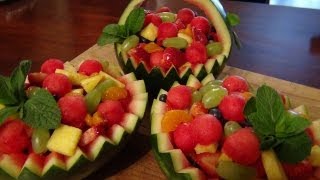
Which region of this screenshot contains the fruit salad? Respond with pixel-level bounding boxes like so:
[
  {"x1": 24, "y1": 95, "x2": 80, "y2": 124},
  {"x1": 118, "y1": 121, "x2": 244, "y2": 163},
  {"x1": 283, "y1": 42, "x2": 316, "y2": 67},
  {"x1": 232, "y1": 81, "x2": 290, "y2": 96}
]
[
  {"x1": 151, "y1": 73, "x2": 320, "y2": 179},
  {"x1": 98, "y1": 0, "x2": 235, "y2": 96},
  {"x1": 0, "y1": 59, "x2": 147, "y2": 179}
]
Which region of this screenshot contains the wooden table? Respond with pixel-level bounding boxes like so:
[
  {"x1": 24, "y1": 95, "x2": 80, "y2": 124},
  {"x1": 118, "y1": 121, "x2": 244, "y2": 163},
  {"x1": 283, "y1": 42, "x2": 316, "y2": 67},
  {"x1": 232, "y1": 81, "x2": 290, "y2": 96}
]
[{"x1": 1, "y1": 0, "x2": 320, "y2": 179}]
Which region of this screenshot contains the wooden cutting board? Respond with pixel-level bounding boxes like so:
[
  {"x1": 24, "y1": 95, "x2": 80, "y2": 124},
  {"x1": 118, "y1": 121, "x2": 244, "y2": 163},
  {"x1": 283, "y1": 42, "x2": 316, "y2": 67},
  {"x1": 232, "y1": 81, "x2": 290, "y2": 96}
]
[{"x1": 71, "y1": 44, "x2": 320, "y2": 180}]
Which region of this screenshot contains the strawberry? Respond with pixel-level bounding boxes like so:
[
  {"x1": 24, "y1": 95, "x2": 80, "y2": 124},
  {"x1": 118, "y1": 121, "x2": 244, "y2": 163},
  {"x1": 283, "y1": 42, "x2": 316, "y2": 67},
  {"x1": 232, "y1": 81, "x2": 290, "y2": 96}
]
[
  {"x1": 167, "y1": 85, "x2": 192, "y2": 110},
  {"x1": 282, "y1": 160, "x2": 313, "y2": 180},
  {"x1": 191, "y1": 114, "x2": 223, "y2": 145},
  {"x1": 173, "y1": 123, "x2": 196, "y2": 153},
  {"x1": 192, "y1": 152, "x2": 220, "y2": 178},
  {"x1": 218, "y1": 94, "x2": 246, "y2": 122},
  {"x1": 222, "y1": 75, "x2": 249, "y2": 94},
  {"x1": 0, "y1": 120, "x2": 31, "y2": 154},
  {"x1": 58, "y1": 95, "x2": 87, "y2": 129},
  {"x1": 43, "y1": 73, "x2": 72, "y2": 98},
  {"x1": 222, "y1": 128, "x2": 260, "y2": 165},
  {"x1": 97, "y1": 100, "x2": 125, "y2": 127},
  {"x1": 78, "y1": 59, "x2": 103, "y2": 76},
  {"x1": 40, "y1": 58, "x2": 64, "y2": 74}
]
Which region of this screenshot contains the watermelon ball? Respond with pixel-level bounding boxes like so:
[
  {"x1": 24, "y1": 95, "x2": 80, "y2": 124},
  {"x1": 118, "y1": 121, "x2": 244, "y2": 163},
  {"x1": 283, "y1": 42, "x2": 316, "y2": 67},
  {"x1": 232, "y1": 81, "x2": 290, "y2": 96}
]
[
  {"x1": 150, "y1": 50, "x2": 164, "y2": 68},
  {"x1": 186, "y1": 42, "x2": 208, "y2": 64},
  {"x1": 173, "y1": 123, "x2": 196, "y2": 153},
  {"x1": 190, "y1": 16, "x2": 211, "y2": 35},
  {"x1": 43, "y1": 73, "x2": 72, "y2": 98},
  {"x1": 177, "y1": 8, "x2": 195, "y2": 25},
  {"x1": 40, "y1": 58, "x2": 64, "y2": 74},
  {"x1": 58, "y1": 95, "x2": 87, "y2": 129},
  {"x1": 156, "y1": 6, "x2": 171, "y2": 13},
  {"x1": 97, "y1": 100, "x2": 125, "y2": 127},
  {"x1": 0, "y1": 120, "x2": 30, "y2": 154},
  {"x1": 167, "y1": 85, "x2": 192, "y2": 110},
  {"x1": 78, "y1": 59, "x2": 103, "y2": 76},
  {"x1": 144, "y1": 13, "x2": 162, "y2": 27},
  {"x1": 191, "y1": 114, "x2": 223, "y2": 145},
  {"x1": 161, "y1": 47, "x2": 185, "y2": 70},
  {"x1": 222, "y1": 128, "x2": 260, "y2": 165},
  {"x1": 219, "y1": 94, "x2": 246, "y2": 122},
  {"x1": 222, "y1": 75, "x2": 249, "y2": 93},
  {"x1": 157, "y1": 22, "x2": 178, "y2": 45}
]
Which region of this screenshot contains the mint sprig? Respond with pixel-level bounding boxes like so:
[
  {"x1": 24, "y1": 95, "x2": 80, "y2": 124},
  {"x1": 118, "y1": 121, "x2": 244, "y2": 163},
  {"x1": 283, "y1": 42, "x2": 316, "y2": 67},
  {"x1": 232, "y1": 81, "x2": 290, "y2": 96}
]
[
  {"x1": 0, "y1": 60, "x2": 61, "y2": 129},
  {"x1": 97, "y1": 8, "x2": 145, "y2": 46},
  {"x1": 245, "y1": 85, "x2": 312, "y2": 163}
]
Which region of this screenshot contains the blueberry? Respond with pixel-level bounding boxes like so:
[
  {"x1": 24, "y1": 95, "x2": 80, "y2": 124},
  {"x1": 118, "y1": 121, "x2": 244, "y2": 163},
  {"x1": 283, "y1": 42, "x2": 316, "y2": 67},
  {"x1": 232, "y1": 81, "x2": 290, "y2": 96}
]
[
  {"x1": 208, "y1": 108, "x2": 222, "y2": 120},
  {"x1": 240, "y1": 120, "x2": 252, "y2": 127},
  {"x1": 139, "y1": 36, "x2": 150, "y2": 43},
  {"x1": 159, "y1": 94, "x2": 167, "y2": 102}
]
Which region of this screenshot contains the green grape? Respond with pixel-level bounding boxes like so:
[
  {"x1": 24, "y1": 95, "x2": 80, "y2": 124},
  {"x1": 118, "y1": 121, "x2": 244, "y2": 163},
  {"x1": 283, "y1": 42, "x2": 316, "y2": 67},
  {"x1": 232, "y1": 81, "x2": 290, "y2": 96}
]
[
  {"x1": 158, "y1": 12, "x2": 176, "y2": 22},
  {"x1": 216, "y1": 161, "x2": 256, "y2": 180},
  {"x1": 121, "y1": 35, "x2": 139, "y2": 53},
  {"x1": 199, "y1": 83, "x2": 220, "y2": 95},
  {"x1": 95, "y1": 79, "x2": 116, "y2": 95},
  {"x1": 204, "y1": 80, "x2": 223, "y2": 87},
  {"x1": 202, "y1": 86, "x2": 227, "y2": 108},
  {"x1": 206, "y1": 42, "x2": 223, "y2": 56},
  {"x1": 192, "y1": 91, "x2": 202, "y2": 103},
  {"x1": 85, "y1": 89, "x2": 101, "y2": 113},
  {"x1": 163, "y1": 37, "x2": 188, "y2": 49},
  {"x1": 224, "y1": 121, "x2": 242, "y2": 136},
  {"x1": 32, "y1": 128, "x2": 50, "y2": 154}
]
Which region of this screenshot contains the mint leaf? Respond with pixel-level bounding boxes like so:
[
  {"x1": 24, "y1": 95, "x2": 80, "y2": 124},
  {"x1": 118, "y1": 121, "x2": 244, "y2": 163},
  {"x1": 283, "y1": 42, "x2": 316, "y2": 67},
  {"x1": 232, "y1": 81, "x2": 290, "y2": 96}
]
[
  {"x1": 10, "y1": 60, "x2": 31, "y2": 101},
  {"x1": 0, "y1": 76, "x2": 17, "y2": 105},
  {"x1": 274, "y1": 132, "x2": 312, "y2": 163},
  {"x1": 125, "y1": 8, "x2": 145, "y2": 35},
  {"x1": 260, "y1": 135, "x2": 283, "y2": 150},
  {"x1": 275, "y1": 111, "x2": 311, "y2": 138},
  {"x1": 102, "y1": 24, "x2": 127, "y2": 38},
  {"x1": 256, "y1": 85, "x2": 284, "y2": 124},
  {"x1": 23, "y1": 89, "x2": 61, "y2": 129},
  {"x1": 0, "y1": 106, "x2": 19, "y2": 124},
  {"x1": 244, "y1": 97, "x2": 256, "y2": 117},
  {"x1": 97, "y1": 33, "x2": 122, "y2": 46},
  {"x1": 249, "y1": 113, "x2": 275, "y2": 136},
  {"x1": 226, "y1": 12, "x2": 240, "y2": 27}
]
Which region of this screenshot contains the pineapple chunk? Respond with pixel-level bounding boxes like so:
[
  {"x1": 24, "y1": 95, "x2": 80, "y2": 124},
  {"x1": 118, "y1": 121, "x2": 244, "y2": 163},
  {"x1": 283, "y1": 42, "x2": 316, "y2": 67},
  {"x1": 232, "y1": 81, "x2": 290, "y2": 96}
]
[
  {"x1": 218, "y1": 153, "x2": 232, "y2": 162},
  {"x1": 261, "y1": 150, "x2": 288, "y2": 180},
  {"x1": 99, "y1": 71, "x2": 125, "y2": 88},
  {"x1": 80, "y1": 74, "x2": 103, "y2": 93},
  {"x1": 178, "y1": 32, "x2": 193, "y2": 44},
  {"x1": 309, "y1": 145, "x2": 320, "y2": 167},
  {"x1": 140, "y1": 23, "x2": 158, "y2": 41},
  {"x1": 47, "y1": 125, "x2": 82, "y2": 156},
  {"x1": 55, "y1": 69, "x2": 88, "y2": 85},
  {"x1": 0, "y1": 104, "x2": 5, "y2": 110},
  {"x1": 194, "y1": 143, "x2": 218, "y2": 154},
  {"x1": 292, "y1": 105, "x2": 309, "y2": 119}
]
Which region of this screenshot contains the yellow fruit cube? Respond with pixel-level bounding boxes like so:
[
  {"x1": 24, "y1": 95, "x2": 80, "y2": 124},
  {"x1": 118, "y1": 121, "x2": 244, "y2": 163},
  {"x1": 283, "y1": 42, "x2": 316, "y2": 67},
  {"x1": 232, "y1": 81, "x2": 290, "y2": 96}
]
[
  {"x1": 261, "y1": 150, "x2": 288, "y2": 180},
  {"x1": 140, "y1": 23, "x2": 158, "y2": 41},
  {"x1": 0, "y1": 104, "x2": 5, "y2": 110},
  {"x1": 218, "y1": 153, "x2": 232, "y2": 162},
  {"x1": 309, "y1": 145, "x2": 320, "y2": 167},
  {"x1": 99, "y1": 71, "x2": 125, "y2": 88},
  {"x1": 178, "y1": 32, "x2": 193, "y2": 44},
  {"x1": 194, "y1": 143, "x2": 218, "y2": 154},
  {"x1": 47, "y1": 125, "x2": 82, "y2": 156},
  {"x1": 80, "y1": 74, "x2": 103, "y2": 93},
  {"x1": 55, "y1": 69, "x2": 88, "y2": 86}
]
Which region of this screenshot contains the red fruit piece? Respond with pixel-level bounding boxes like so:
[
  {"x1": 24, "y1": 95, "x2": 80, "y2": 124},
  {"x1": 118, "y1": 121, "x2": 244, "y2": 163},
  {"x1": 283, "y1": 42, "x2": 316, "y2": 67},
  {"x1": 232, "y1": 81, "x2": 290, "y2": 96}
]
[
  {"x1": 167, "y1": 85, "x2": 192, "y2": 110},
  {"x1": 97, "y1": 100, "x2": 125, "y2": 127},
  {"x1": 252, "y1": 157, "x2": 266, "y2": 178},
  {"x1": 222, "y1": 75, "x2": 249, "y2": 93},
  {"x1": 157, "y1": 22, "x2": 178, "y2": 42},
  {"x1": 0, "y1": 120, "x2": 30, "y2": 154},
  {"x1": 58, "y1": 95, "x2": 87, "y2": 129},
  {"x1": 219, "y1": 94, "x2": 246, "y2": 122},
  {"x1": 78, "y1": 59, "x2": 103, "y2": 76},
  {"x1": 144, "y1": 13, "x2": 162, "y2": 27},
  {"x1": 128, "y1": 45, "x2": 150, "y2": 64},
  {"x1": 190, "y1": 16, "x2": 211, "y2": 35},
  {"x1": 43, "y1": 73, "x2": 72, "y2": 97},
  {"x1": 156, "y1": 6, "x2": 171, "y2": 13},
  {"x1": 185, "y1": 42, "x2": 207, "y2": 64},
  {"x1": 193, "y1": 152, "x2": 220, "y2": 178},
  {"x1": 190, "y1": 102, "x2": 208, "y2": 117},
  {"x1": 173, "y1": 123, "x2": 196, "y2": 153},
  {"x1": 191, "y1": 114, "x2": 222, "y2": 145},
  {"x1": 192, "y1": 27, "x2": 208, "y2": 45},
  {"x1": 177, "y1": 8, "x2": 195, "y2": 25},
  {"x1": 40, "y1": 58, "x2": 64, "y2": 74},
  {"x1": 174, "y1": 19, "x2": 186, "y2": 30},
  {"x1": 79, "y1": 125, "x2": 104, "y2": 147},
  {"x1": 282, "y1": 160, "x2": 313, "y2": 180},
  {"x1": 161, "y1": 47, "x2": 185, "y2": 70},
  {"x1": 222, "y1": 128, "x2": 260, "y2": 165},
  {"x1": 28, "y1": 72, "x2": 48, "y2": 87},
  {"x1": 150, "y1": 50, "x2": 164, "y2": 68}
]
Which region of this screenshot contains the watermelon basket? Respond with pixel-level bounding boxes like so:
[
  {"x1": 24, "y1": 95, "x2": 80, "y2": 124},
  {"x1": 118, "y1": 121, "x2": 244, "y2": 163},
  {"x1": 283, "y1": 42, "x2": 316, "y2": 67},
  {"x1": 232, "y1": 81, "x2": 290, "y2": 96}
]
[
  {"x1": 150, "y1": 73, "x2": 320, "y2": 179},
  {"x1": 97, "y1": 0, "x2": 239, "y2": 97}
]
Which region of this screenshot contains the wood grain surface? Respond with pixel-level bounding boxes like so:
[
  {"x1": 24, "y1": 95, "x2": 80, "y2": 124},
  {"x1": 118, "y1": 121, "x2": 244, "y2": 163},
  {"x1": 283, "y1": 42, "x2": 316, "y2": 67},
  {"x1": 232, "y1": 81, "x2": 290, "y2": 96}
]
[{"x1": 71, "y1": 44, "x2": 320, "y2": 180}]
